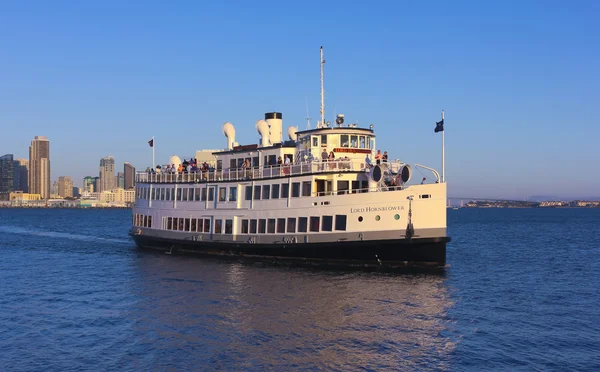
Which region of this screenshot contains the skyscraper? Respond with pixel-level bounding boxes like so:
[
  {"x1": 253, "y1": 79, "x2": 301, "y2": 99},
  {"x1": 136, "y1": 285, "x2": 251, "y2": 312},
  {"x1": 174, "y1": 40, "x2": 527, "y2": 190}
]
[
  {"x1": 124, "y1": 162, "x2": 135, "y2": 189},
  {"x1": 0, "y1": 154, "x2": 14, "y2": 194},
  {"x1": 116, "y1": 172, "x2": 124, "y2": 189},
  {"x1": 99, "y1": 156, "x2": 115, "y2": 192},
  {"x1": 57, "y1": 176, "x2": 73, "y2": 198},
  {"x1": 83, "y1": 176, "x2": 95, "y2": 192},
  {"x1": 29, "y1": 136, "x2": 50, "y2": 199},
  {"x1": 13, "y1": 158, "x2": 29, "y2": 192}
]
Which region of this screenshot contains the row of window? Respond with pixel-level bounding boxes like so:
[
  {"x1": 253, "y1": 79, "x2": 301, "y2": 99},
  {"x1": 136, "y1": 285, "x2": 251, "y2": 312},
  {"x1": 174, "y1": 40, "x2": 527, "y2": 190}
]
[
  {"x1": 300, "y1": 134, "x2": 374, "y2": 149},
  {"x1": 136, "y1": 186, "x2": 238, "y2": 202},
  {"x1": 241, "y1": 215, "x2": 347, "y2": 234},
  {"x1": 159, "y1": 215, "x2": 348, "y2": 234},
  {"x1": 133, "y1": 213, "x2": 152, "y2": 228}
]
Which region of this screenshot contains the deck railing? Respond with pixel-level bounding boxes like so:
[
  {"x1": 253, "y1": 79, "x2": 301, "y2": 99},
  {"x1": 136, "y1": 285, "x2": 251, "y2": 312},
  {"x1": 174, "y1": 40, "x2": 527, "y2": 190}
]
[{"x1": 136, "y1": 160, "x2": 405, "y2": 184}]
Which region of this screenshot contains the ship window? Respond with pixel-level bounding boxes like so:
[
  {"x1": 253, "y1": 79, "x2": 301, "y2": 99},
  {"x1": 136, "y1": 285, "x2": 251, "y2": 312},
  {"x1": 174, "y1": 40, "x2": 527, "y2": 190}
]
[
  {"x1": 195, "y1": 188, "x2": 201, "y2": 201},
  {"x1": 225, "y1": 219, "x2": 233, "y2": 234},
  {"x1": 394, "y1": 214, "x2": 400, "y2": 220},
  {"x1": 262, "y1": 185, "x2": 270, "y2": 200},
  {"x1": 191, "y1": 218, "x2": 197, "y2": 232},
  {"x1": 298, "y1": 217, "x2": 308, "y2": 233},
  {"x1": 178, "y1": 218, "x2": 184, "y2": 231},
  {"x1": 184, "y1": 218, "x2": 189, "y2": 231},
  {"x1": 219, "y1": 187, "x2": 227, "y2": 202},
  {"x1": 189, "y1": 188, "x2": 194, "y2": 201},
  {"x1": 287, "y1": 218, "x2": 296, "y2": 233},
  {"x1": 254, "y1": 185, "x2": 261, "y2": 200},
  {"x1": 375, "y1": 215, "x2": 381, "y2": 221},
  {"x1": 201, "y1": 188, "x2": 207, "y2": 201},
  {"x1": 182, "y1": 188, "x2": 188, "y2": 201},
  {"x1": 252, "y1": 157, "x2": 259, "y2": 167},
  {"x1": 370, "y1": 138, "x2": 374, "y2": 150},
  {"x1": 309, "y1": 216, "x2": 320, "y2": 232},
  {"x1": 258, "y1": 219, "x2": 266, "y2": 234},
  {"x1": 272, "y1": 184, "x2": 280, "y2": 199},
  {"x1": 241, "y1": 219, "x2": 249, "y2": 234},
  {"x1": 335, "y1": 215, "x2": 347, "y2": 231},
  {"x1": 197, "y1": 219, "x2": 203, "y2": 232},
  {"x1": 268, "y1": 155, "x2": 276, "y2": 167},
  {"x1": 312, "y1": 136, "x2": 319, "y2": 147},
  {"x1": 250, "y1": 219, "x2": 257, "y2": 234},
  {"x1": 215, "y1": 219, "x2": 222, "y2": 234},
  {"x1": 208, "y1": 187, "x2": 215, "y2": 201},
  {"x1": 160, "y1": 188, "x2": 165, "y2": 201},
  {"x1": 292, "y1": 182, "x2": 300, "y2": 197},
  {"x1": 167, "y1": 217, "x2": 172, "y2": 230},
  {"x1": 237, "y1": 158, "x2": 244, "y2": 168},
  {"x1": 322, "y1": 216, "x2": 333, "y2": 231},
  {"x1": 229, "y1": 187, "x2": 237, "y2": 201},
  {"x1": 144, "y1": 216, "x2": 148, "y2": 227},
  {"x1": 245, "y1": 186, "x2": 252, "y2": 200},
  {"x1": 337, "y1": 181, "x2": 349, "y2": 195},
  {"x1": 204, "y1": 219, "x2": 210, "y2": 233},
  {"x1": 321, "y1": 134, "x2": 327, "y2": 146},
  {"x1": 420, "y1": 194, "x2": 431, "y2": 199},
  {"x1": 277, "y1": 218, "x2": 286, "y2": 233},
  {"x1": 341, "y1": 135, "x2": 349, "y2": 147},
  {"x1": 281, "y1": 183, "x2": 290, "y2": 198},
  {"x1": 361, "y1": 181, "x2": 369, "y2": 193},
  {"x1": 350, "y1": 135, "x2": 358, "y2": 148},
  {"x1": 177, "y1": 188, "x2": 182, "y2": 201},
  {"x1": 267, "y1": 219, "x2": 276, "y2": 234},
  {"x1": 358, "y1": 216, "x2": 363, "y2": 222},
  {"x1": 360, "y1": 136, "x2": 366, "y2": 148},
  {"x1": 151, "y1": 188, "x2": 155, "y2": 200},
  {"x1": 351, "y1": 181, "x2": 360, "y2": 194},
  {"x1": 302, "y1": 181, "x2": 311, "y2": 197},
  {"x1": 216, "y1": 160, "x2": 222, "y2": 170},
  {"x1": 230, "y1": 159, "x2": 236, "y2": 169}
]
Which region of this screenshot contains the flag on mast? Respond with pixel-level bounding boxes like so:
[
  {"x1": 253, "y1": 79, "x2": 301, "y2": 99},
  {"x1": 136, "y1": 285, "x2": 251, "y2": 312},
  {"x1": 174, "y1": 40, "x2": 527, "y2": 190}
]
[
  {"x1": 435, "y1": 119, "x2": 444, "y2": 133},
  {"x1": 148, "y1": 138, "x2": 154, "y2": 147}
]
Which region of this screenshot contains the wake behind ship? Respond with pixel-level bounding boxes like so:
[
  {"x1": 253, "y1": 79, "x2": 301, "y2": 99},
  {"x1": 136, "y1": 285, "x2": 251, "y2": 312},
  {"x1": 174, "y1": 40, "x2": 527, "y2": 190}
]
[{"x1": 129, "y1": 47, "x2": 450, "y2": 269}]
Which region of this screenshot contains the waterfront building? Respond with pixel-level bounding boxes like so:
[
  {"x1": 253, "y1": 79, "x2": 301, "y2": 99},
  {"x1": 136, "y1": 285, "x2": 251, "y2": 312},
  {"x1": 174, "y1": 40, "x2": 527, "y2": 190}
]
[
  {"x1": 57, "y1": 176, "x2": 73, "y2": 198},
  {"x1": 83, "y1": 176, "x2": 95, "y2": 193},
  {"x1": 72, "y1": 187, "x2": 81, "y2": 197},
  {"x1": 116, "y1": 172, "x2": 125, "y2": 189},
  {"x1": 13, "y1": 158, "x2": 29, "y2": 192},
  {"x1": 124, "y1": 162, "x2": 135, "y2": 189},
  {"x1": 99, "y1": 156, "x2": 115, "y2": 192},
  {"x1": 29, "y1": 136, "x2": 51, "y2": 199},
  {"x1": 0, "y1": 154, "x2": 14, "y2": 195}
]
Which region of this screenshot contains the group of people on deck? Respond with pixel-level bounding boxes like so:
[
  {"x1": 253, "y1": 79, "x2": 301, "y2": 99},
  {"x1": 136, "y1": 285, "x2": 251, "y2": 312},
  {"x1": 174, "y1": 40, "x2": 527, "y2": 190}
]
[{"x1": 147, "y1": 158, "x2": 212, "y2": 175}]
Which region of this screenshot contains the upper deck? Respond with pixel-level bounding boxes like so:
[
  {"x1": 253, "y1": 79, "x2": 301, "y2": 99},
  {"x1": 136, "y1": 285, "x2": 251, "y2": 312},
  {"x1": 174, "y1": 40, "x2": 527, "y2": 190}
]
[{"x1": 136, "y1": 159, "x2": 407, "y2": 184}]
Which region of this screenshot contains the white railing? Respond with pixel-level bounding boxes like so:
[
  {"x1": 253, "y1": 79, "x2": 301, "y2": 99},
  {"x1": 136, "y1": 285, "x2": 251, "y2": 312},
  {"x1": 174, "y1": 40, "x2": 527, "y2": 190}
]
[{"x1": 136, "y1": 160, "x2": 404, "y2": 184}]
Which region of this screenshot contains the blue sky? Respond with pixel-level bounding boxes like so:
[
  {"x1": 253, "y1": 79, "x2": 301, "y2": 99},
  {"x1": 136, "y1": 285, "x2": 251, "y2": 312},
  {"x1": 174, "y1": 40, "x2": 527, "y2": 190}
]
[{"x1": 1, "y1": 1, "x2": 598, "y2": 199}]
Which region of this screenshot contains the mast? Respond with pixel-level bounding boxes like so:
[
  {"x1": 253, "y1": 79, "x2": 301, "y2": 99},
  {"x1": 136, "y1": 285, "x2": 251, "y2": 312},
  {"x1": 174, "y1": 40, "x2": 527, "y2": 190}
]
[
  {"x1": 319, "y1": 46, "x2": 325, "y2": 128},
  {"x1": 441, "y1": 110, "x2": 445, "y2": 183}
]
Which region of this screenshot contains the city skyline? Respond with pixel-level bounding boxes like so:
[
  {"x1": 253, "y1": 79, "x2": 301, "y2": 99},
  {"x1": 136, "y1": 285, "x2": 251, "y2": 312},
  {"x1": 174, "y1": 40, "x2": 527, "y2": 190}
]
[{"x1": 1, "y1": 2, "x2": 599, "y2": 199}]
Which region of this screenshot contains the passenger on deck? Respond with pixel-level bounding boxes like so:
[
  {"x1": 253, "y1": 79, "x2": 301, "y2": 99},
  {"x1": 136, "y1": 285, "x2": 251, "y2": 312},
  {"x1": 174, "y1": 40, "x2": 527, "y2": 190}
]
[
  {"x1": 383, "y1": 151, "x2": 388, "y2": 163},
  {"x1": 375, "y1": 150, "x2": 383, "y2": 165}
]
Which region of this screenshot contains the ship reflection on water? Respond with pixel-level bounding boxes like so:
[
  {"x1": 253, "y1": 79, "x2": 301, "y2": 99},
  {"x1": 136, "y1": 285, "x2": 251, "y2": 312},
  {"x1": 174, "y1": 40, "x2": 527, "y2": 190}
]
[{"x1": 128, "y1": 255, "x2": 457, "y2": 370}]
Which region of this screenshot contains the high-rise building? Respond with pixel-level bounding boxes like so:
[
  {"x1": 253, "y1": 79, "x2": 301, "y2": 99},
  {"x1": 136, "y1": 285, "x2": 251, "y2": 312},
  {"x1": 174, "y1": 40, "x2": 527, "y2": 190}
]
[
  {"x1": 83, "y1": 176, "x2": 95, "y2": 193},
  {"x1": 29, "y1": 136, "x2": 50, "y2": 199},
  {"x1": 93, "y1": 177, "x2": 100, "y2": 193},
  {"x1": 57, "y1": 176, "x2": 73, "y2": 198},
  {"x1": 99, "y1": 156, "x2": 115, "y2": 192},
  {"x1": 116, "y1": 172, "x2": 124, "y2": 189},
  {"x1": 13, "y1": 158, "x2": 29, "y2": 192},
  {"x1": 0, "y1": 154, "x2": 14, "y2": 194},
  {"x1": 124, "y1": 162, "x2": 135, "y2": 189}
]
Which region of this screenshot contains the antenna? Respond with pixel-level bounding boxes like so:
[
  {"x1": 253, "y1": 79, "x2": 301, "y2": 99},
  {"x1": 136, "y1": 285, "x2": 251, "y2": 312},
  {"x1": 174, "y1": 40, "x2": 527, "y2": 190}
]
[
  {"x1": 319, "y1": 46, "x2": 325, "y2": 129},
  {"x1": 305, "y1": 96, "x2": 311, "y2": 130}
]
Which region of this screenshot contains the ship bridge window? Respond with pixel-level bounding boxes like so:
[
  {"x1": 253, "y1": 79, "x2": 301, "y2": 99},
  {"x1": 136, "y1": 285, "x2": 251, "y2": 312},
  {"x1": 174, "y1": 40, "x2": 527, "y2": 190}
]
[
  {"x1": 360, "y1": 136, "x2": 366, "y2": 148},
  {"x1": 312, "y1": 136, "x2": 319, "y2": 147},
  {"x1": 351, "y1": 135, "x2": 358, "y2": 147},
  {"x1": 341, "y1": 135, "x2": 349, "y2": 147}
]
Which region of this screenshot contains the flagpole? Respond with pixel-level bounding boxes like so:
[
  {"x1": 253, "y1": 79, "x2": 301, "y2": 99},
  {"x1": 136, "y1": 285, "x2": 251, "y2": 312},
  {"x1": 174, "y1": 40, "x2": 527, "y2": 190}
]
[
  {"x1": 152, "y1": 136, "x2": 155, "y2": 168},
  {"x1": 441, "y1": 110, "x2": 445, "y2": 183}
]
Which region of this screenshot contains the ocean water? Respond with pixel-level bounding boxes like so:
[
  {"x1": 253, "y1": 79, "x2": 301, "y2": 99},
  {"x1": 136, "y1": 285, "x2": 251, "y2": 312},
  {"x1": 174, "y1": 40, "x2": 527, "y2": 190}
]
[{"x1": 0, "y1": 208, "x2": 599, "y2": 371}]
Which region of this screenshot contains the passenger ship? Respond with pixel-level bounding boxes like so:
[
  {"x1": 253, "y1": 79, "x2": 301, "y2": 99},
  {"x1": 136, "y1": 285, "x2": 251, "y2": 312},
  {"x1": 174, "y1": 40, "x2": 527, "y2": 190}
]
[{"x1": 130, "y1": 47, "x2": 450, "y2": 269}]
